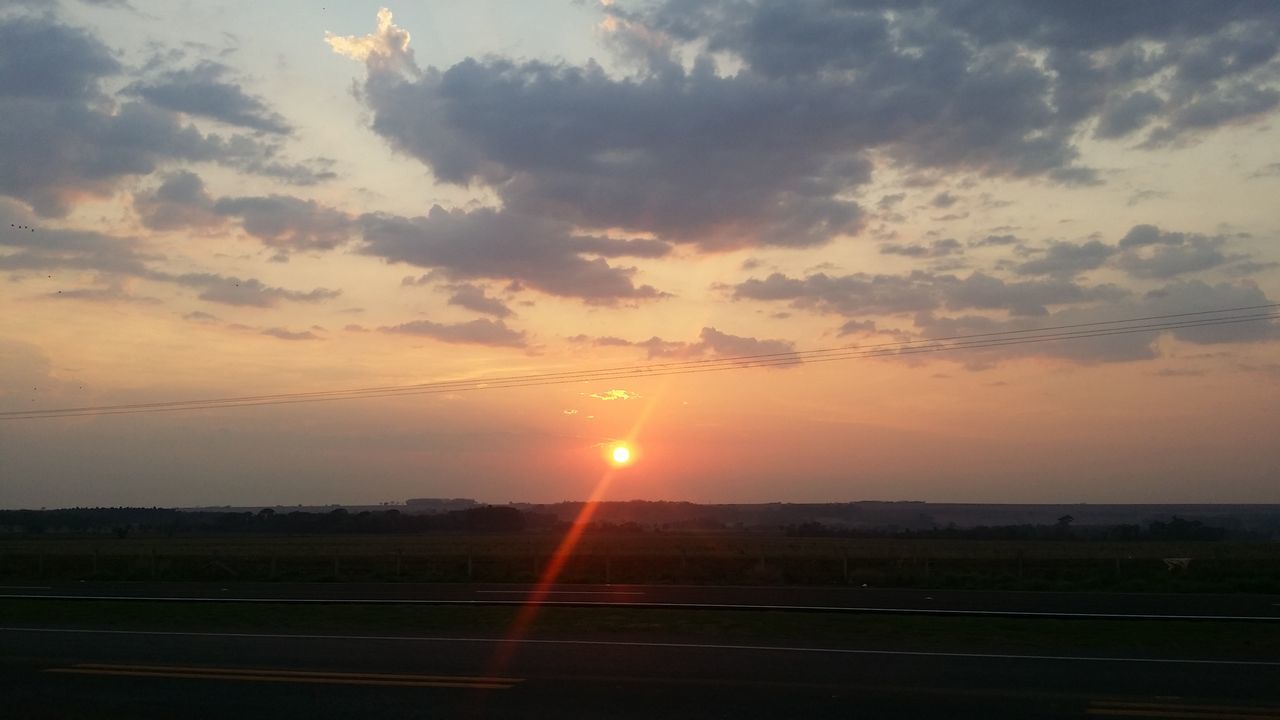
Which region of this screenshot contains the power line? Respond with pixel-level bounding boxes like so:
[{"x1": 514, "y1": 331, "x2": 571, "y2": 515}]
[{"x1": 3, "y1": 306, "x2": 1276, "y2": 420}]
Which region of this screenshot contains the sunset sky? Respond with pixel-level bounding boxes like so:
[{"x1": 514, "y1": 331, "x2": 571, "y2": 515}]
[{"x1": 2, "y1": 1, "x2": 1278, "y2": 508}]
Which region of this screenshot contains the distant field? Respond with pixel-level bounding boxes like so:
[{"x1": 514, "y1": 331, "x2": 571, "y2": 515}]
[{"x1": 2, "y1": 534, "x2": 1278, "y2": 592}]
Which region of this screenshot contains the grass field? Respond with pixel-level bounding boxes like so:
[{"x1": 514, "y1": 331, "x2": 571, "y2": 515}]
[{"x1": 1, "y1": 534, "x2": 1278, "y2": 592}]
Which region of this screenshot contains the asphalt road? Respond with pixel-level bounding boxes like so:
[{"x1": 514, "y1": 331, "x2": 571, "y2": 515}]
[
  {"x1": 3, "y1": 581, "x2": 1278, "y2": 620},
  {"x1": 2, "y1": 624, "x2": 1279, "y2": 719}
]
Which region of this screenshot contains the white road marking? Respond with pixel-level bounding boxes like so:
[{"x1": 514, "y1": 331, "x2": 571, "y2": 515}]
[
  {"x1": 2, "y1": 626, "x2": 1278, "y2": 667},
  {"x1": 0, "y1": 594, "x2": 1276, "y2": 622}
]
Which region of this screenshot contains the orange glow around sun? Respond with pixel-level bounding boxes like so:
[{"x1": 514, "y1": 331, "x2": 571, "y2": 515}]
[{"x1": 611, "y1": 445, "x2": 631, "y2": 465}]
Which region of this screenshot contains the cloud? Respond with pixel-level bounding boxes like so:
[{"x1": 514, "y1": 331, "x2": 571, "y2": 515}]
[
  {"x1": 212, "y1": 195, "x2": 352, "y2": 251},
  {"x1": 260, "y1": 327, "x2": 320, "y2": 341},
  {"x1": 164, "y1": 272, "x2": 340, "y2": 307},
  {"x1": 1114, "y1": 225, "x2": 1237, "y2": 279},
  {"x1": 134, "y1": 171, "x2": 352, "y2": 251},
  {"x1": 0, "y1": 14, "x2": 328, "y2": 216},
  {"x1": 930, "y1": 192, "x2": 959, "y2": 209},
  {"x1": 124, "y1": 60, "x2": 291, "y2": 134},
  {"x1": 48, "y1": 279, "x2": 161, "y2": 304},
  {"x1": 325, "y1": 7, "x2": 414, "y2": 71},
  {"x1": 574, "y1": 326, "x2": 795, "y2": 362},
  {"x1": 359, "y1": 206, "x2": 667, "y2": 303},
  {"x1": 731, "y1": 268, "x2": 1126, "y2": 317},
  {"x1": 971, "y1": 234, "x2": 1021, "y2": 247},
  {"x1": 446, "y1": 283, "x2": 512, "y2": 318},
  {"x1": 880, "y1": 238, "x2": 963, "y2": 259},
  {"x1": 1014, "y1": 240, "x2": 1115, "y2": 277},
  {"x1": 2, "y1": 198, "x2": 341, "y2": 307},
  {"x1": 133, "y1": 171, "x2": 223, "y2": 230},
  {"x1": 379, "y1": 317, "x2": 526, "y2": 347},
  {"x1": 328, "y1": 4, "x2": 1280, "y2": 256},
  {"x1": 588, "y1": 389, "x2": 641, "y2": 401}
]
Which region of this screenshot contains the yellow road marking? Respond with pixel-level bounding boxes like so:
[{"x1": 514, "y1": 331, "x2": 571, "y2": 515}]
[{"x1": 44, "y1": 664, "x2": 519, "y2": 689}]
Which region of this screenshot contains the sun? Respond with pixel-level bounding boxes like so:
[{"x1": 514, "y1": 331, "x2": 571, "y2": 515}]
[{"x1": 611, "y1": 445, "x2": 631, "y2": 465}]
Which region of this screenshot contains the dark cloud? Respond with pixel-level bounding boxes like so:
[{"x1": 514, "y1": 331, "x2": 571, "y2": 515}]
[
  {"x1": 125, "y1": 61, "x2": 291, "y2": 134},
  {"x1": 329, "y1": 4, "x2": 1280, "y2": 256},
  {"x1": 930, "y1": 192, "x2": 959, "y2": 209},
  {"x1": 446, "y1": 283, "x2": 512, "y2": 318},
  {"x1": 212, "y1": 195, "x2": 352, "y2": 251},
  {"x1": 945, "y1": 272, "x2": 1126, "y2": 316},
  {"x1": 133, "y1": 170, "x2": 222, "y2": 231},
  {"x1": 971, "y1": 234, "x2": 1022, "y2": 247},
  {"x1": 358, "y1": 206, "x2": 666, "y2": 303},
  {"x1": 0, "y1": 15, "x2": 327, "y2": 217},
  {"x1": 1014, "y1": 240, "x2": 1115, "y2": 277},
  {"x1": 0, "y1": 14, "x2": 119, "y2": 100},
  {"x1": 877, "y1": 193, "x2": 906, "y2": 209},
  {"x1": 1117, "y1": 238, "x2": 1231, "y2": 279},
  {"x1": 134, "y1": 171, "x2": 352, "y2": 251},
  {"x1": 732, "y1": 268, "x2": 1127, "y2": 318},
  {"x1": 732, "y1": 271, "x2": 941, "y2": 316},
  {"x1": 1114, "y1": 225, "x2": 1238, "y2": 278},
  {"x1": 880, "y1": 238, "x2": 962, "y2": 258},
  {"x1": 380, "y1": 318, "x2": 526, "y2": 347}
]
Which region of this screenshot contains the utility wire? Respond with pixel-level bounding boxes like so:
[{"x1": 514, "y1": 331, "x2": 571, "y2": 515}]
[{"x1": 3, "y1": 306, "x2": 1276, "y2": 420}]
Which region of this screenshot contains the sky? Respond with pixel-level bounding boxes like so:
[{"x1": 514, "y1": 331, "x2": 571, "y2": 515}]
[{"x1": 1, "y1": 0, "x2": 1278, "y2": 508}]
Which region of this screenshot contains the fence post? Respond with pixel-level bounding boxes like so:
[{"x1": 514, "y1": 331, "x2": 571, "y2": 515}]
[{"x1": 843, "y1": 550, "x2": 849, "y2": 584}]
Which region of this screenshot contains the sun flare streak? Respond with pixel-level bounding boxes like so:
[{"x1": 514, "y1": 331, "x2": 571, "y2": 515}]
[{"x1": 484, "y1": 384, "x2": 666, "y2": 679}]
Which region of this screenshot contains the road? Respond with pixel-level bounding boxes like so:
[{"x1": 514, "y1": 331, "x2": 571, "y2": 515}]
[
  {"x1": 2, "y1": 624, "x2": 1279, "y2": 719},
  {"x1": 3, "y1": 581, "x2": 1278, "y2": 620}
]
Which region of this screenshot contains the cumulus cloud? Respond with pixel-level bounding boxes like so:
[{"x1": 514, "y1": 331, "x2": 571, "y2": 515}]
[
  {"x1": 325, "y1": 7, "x2": 414, "y2": 71},
  {"x1": 134, "y1": 171, "x2": 352, "y2": 251},
  {"x1": 1114, "y1": 225, "x2": 1238, "y2": 279},
  {"x1": 359, "y1": 206, "x2": 667, "y2": 303},
  {"x1": 0, "y1": 14, "x2": 327, "y2": 217},
  {"x1": 1015, "y1": 240, "x2": 1115, "y2": 277},
  {"x1": 133, "y1": 171, "x2": 223, "y2": 231},
  {"x1": 380, "y1": 317, "x2": 526, "y2": 347},
  {"x1": 212, "y1": 195, "x2": 352, "y2": 251},
  {"x1": 323, "y1": 2, "x2": 1280, "y2": 273},
  {"x1": 445, "y1": 283, "x2": 512, "y2": 318},
  {"x1": 124, "y1": 60, "x2": 291, "y2": 134}
]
